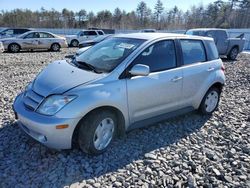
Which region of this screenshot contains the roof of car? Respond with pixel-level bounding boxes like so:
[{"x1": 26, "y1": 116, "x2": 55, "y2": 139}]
[{"x1": 114, "y1": 32, "x2": 213, "y2": 41}]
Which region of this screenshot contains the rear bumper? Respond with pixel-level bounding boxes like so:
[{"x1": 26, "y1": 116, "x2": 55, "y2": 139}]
[{"x1": 13, "y1": 93, "x2": 80, "y2": 149}]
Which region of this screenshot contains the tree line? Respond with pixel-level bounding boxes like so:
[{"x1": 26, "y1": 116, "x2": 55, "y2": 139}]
[{"x1": 0, "y1": 0, "x2": 249, "y2": 30}]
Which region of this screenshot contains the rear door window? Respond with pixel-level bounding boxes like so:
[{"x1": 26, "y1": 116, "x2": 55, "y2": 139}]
[
  {"x1": 180, "y1": 40, "x2": 206, "y2": 65},
  {"x1": 39, "y1": 32, "x2": 54, "y2": 38}
]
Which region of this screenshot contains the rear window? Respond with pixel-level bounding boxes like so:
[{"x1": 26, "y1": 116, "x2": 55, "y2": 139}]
[
  {"x1": 205, "y1": 40, "x2": 219, "y2": 60},
  {"x1": 98, "y1": 31, "x2": 104, "y2": 35},
  {"x1": 186, "y1": 30, "x2": 206, "y2": 36},
  {"x1": 180, "y1": 40, "x2": 206, "y2": 65},
  {"x1": 84, "y1": 31, "x2": 97, "y2": 36}
]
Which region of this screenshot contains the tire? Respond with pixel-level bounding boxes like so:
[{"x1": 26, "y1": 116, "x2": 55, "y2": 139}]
[
  {"x1": 227, "y1": 47, "x2": 238, "y2": 60},
  {"x1": 70, "y1": 39, "x2": 79, "y2": 47},
  {"x1": 50, "y1": 43, "x2": 60, "y2": 52},
  {"x1": 8, "y1": 43, "x2": 20, "y2": 53},
  {"x1": 199, "y1": 87, "x2": 221, "y2": 115},
  {"x1": 78, "y1": 110, "x2": 117, "y2": 155}
]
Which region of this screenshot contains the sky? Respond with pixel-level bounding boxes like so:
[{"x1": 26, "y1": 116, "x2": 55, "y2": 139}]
[{"x1": 0, "y1": 0, "x2": 219, "y2": 13}]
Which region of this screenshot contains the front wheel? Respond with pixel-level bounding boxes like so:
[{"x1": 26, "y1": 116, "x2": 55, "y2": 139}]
[
  {"x1": 8, "y1": 43, "x2": 20, "y2": 53},
  {"x1": 78, "y1": 110, "x2": 117, "y2": 155},
  {"x1": 199, "y1": 87, "x2": 221, "y2": 115},
  {"x1": 227, "y1": 47, "x2": 238, "y2": 60},
  {"x1": 71, "y1": 40, "x2": 79, "y2": 47}
]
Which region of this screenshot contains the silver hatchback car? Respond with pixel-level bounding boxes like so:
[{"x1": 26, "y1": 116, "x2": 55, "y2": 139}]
[{"x1": 13, "y1": 33, "x2": 225, "y2": 154}]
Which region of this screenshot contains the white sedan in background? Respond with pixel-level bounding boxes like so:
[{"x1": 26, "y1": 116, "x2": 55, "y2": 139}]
[
  {"x1": 0, "y1": 31, "x2": 68, "y2": 53},
  {"x1": 0, "y1": 42, "x2": 4, "y2": 52}
]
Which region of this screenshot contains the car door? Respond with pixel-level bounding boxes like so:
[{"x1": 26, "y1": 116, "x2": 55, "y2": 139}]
[
  {"x1": 179, "y1": 39, "x2": 215, "y2": 107},
  {"x1": 39, "y1": 32, "x2": 54, "y2": 49},
  {"x1": 86, "y1": 31, "x2": 98, "y2": 40},
  {"x1": 215, "y1": 30, "x2": 228, "y2": 55},
  {"x1": 22, "y1": 32, "x2": 41, "y2": 49},
  {"x1": 126, "y1": 40, "x2": 183, "y2": 124}
]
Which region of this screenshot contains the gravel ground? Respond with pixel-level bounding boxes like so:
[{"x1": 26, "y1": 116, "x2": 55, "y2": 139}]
[{"x1": 0, "y1": 49, "x2": 249, "y2": 187}]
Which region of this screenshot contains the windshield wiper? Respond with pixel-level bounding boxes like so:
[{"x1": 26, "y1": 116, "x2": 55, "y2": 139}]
[{"x1": 75, "y1": 60, "x2": 102, "y2": 73}]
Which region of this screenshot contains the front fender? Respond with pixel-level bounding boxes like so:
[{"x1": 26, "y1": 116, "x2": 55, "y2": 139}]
[{"x1": 55, "y1": 79, "x2": 129, "y2": 128}]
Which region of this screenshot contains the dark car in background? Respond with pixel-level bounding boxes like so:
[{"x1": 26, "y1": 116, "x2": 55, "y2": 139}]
[{"x1": 0, "y1": 28, "x2": 31, "y2": 39}]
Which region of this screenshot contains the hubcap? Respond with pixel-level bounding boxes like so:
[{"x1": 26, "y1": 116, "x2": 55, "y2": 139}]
[
  {"x1": 205, "y1": 91, "x2": 219, "y2": 112},
  {"x1": 72, "y1": 41, "x2": 78, "y2": 47},
  {"x1": 53, "y1": 44, "x2": 59, "y2": 51},
  {"x1": 11, "y1": 44, "x2": 19, "y2": 52},
  {"x1": 93, "y1": 118, "x2": 114, "y2": 150}
]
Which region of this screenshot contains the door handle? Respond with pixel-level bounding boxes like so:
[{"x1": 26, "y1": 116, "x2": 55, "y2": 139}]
[
  {"x1": 207, "y1": 67, "x2": 215, "y2": 72},
  {"x1": 171, "y1": 76, "x2": 183, "y2": 82}
]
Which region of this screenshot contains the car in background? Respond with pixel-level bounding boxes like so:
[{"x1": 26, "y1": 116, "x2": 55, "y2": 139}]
[
  {"x1": 0, "y1": 41, "x2": 4, "y2": 52},
  {"x1": 186, "y1": 28, "x2": 245, "y2": 60},
  {"x1": 66, "y1": 30, "x2": 105, "y2": 47},
  {"x1": 74, "y1": 34, "x2": 114, "y2": 57},
  {"x1": 0, "y1": 31, "x2": 68, "y2": 53},
  {"x1": 78, "y1": 34, "x2": 113, "y2": 48},
  {"x1": 0, "y1": 28, "x2": 31, "y2": 39},
  {"x1": 140, "y1": 29, "x2": 157, "y2": 33},
  {"x1": 13, "y1": 33, "x2": 225, "y2": 155}
]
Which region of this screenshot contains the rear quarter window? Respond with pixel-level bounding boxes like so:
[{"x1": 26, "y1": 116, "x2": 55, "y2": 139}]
[
  {"x1": 205, "y1": 40, "x2": 219, "y2": 60},
  {"x1": 180, "y1": 39, "x2": 206, "y2": 65}
]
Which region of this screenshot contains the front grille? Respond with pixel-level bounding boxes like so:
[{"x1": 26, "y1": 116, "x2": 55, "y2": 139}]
[{"x1": 23, "y1": 89, "x2": 44, "y2": 111}]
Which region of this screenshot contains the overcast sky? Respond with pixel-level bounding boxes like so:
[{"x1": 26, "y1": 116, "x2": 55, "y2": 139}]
[{"x1": 0, "y1": 0, "x2": 220, "y2": 12}]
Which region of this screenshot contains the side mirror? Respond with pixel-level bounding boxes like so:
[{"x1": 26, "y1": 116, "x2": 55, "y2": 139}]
[{"x1": 129, "y1": 64, "x2": 150, "y2": 77}]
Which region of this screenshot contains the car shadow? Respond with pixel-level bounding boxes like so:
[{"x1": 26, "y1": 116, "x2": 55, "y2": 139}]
[
  {"x1": 65, "y1": 55, "x2": 74, "y2": 59},
  {"x1": 221, "y1": 57, "x2": 237, "y2": 63},
  {"x1": 0, "y1": 111, "x2": 211, "y2": 187},
  {"x1": 3, "y1": 50, "x2": 61, "y2": 53}
]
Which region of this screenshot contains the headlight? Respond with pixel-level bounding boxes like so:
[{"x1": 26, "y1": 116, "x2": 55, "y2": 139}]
[
  {"x1": 23, "y1": 82, "x2": 32, "y2": 97},
  {"x1": 37, "y1": 95, "x2": 77, "y2": 115}
]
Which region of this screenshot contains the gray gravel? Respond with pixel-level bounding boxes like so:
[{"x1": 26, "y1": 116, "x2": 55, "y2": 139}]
[{"x1": 0, "y1": 49, "x2": 250, "y2": 187}]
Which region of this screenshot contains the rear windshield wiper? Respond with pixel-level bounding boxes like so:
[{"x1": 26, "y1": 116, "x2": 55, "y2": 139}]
[{"x1": 75, "y1": 61, "x2": 102, "y2": 73}]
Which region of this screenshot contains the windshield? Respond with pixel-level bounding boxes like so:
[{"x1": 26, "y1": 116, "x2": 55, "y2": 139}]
[
  {"x1": 75, "y1": 37, "x2": 145, "y2": 73},
  {"x1": 0, "y1": 29, "x2": 6, "y2": 34}
]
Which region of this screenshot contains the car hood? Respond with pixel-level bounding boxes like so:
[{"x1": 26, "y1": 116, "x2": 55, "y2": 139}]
[{"x1": 32, "y1": 60, "x2": 105, "y2": 96}]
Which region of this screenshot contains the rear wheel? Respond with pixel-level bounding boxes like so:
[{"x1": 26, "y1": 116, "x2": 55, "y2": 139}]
[
  {"x1": 71, "y1": 39, "x2": 79, "y2": 47},
  {"x1": 50, "y1": 43, "x2": 60, "y2": 52},
  {"x1": 199, "y1": 87, "x2": 221, "y2": 115},
  {"x1": 227, "y1": 47, "x2": 238, "y2": 60},
  {"x1": 78, "y1": 110, "x2": 117, "y2": 155},
  {"x1": 8, "y1": 43, "x2": 20, "y2": 53}
]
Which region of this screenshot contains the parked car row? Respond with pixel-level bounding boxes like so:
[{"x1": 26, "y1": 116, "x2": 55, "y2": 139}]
[
  {"x1": 0, "y1": 28, "x2": 246, "y2": 59},
  {"x1": 0, "y1": 28, "x2": 106, "y2": 52}
]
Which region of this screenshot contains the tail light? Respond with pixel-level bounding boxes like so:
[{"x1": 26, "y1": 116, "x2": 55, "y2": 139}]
[{"x1": 221, "y1": 64, "x2": 225, "y2": 72}]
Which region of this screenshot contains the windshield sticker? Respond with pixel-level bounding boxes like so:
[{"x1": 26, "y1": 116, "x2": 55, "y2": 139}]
[{"x1": 117, "y1": 43, "x2": 135, "y2": 49}]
